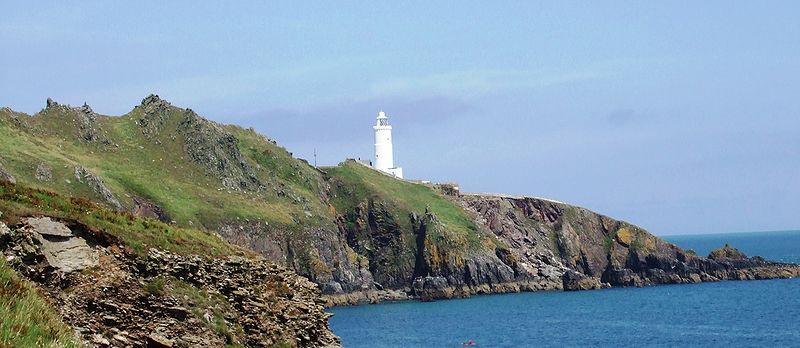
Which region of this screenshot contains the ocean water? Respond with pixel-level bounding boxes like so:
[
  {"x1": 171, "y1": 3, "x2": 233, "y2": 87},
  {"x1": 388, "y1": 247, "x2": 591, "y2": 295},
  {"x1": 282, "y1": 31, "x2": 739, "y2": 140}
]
[{"x1": 329, "y1": 230, "x2": 800, "y2": 347}]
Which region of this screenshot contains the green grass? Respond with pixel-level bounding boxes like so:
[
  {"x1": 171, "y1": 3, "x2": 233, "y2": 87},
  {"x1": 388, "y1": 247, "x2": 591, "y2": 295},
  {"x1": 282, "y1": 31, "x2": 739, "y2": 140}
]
[
  {"x1": 0, "y1": 105, "x2": 333, "y2": 233},
  {"x1": 0, "y1": 181, "x2": 244, "y2": 258},
  {"x1": 0, "y1": 258, "x2": 81, "y2": 348}
]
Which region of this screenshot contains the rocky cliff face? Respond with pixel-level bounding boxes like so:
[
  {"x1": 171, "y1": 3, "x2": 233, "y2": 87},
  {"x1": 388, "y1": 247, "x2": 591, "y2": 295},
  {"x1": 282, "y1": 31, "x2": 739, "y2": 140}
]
[
  {"x1": 458, "y1": 193, "x2": 800, "y2": 291},
  {"x1": 324, "y1": 190, "x2": 800, "y2": 305}
]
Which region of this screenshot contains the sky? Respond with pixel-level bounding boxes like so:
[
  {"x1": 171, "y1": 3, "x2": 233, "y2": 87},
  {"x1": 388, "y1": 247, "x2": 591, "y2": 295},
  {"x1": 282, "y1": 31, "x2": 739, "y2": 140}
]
[{"x1": 1, "y1": 2, "x2": 798, "y2": 235}]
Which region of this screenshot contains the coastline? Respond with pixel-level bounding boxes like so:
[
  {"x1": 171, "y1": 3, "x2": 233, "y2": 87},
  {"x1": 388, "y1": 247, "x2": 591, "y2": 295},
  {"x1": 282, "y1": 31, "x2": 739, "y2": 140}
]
[{"x1": 324, "y1": 263, "x2": 800, "y2": 307}]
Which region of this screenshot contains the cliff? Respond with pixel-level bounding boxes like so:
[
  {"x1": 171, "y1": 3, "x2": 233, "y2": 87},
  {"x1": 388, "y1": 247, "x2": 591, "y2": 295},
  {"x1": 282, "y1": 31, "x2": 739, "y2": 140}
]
[{"x1": 1, "y1": 97, "x2": 798, "y2": 311}]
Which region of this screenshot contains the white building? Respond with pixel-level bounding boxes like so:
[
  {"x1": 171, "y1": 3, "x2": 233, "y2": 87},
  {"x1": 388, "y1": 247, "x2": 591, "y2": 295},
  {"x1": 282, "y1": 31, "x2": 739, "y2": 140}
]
[{"x1": 373, "y1": 111, "x2": 403, "y2": 178}]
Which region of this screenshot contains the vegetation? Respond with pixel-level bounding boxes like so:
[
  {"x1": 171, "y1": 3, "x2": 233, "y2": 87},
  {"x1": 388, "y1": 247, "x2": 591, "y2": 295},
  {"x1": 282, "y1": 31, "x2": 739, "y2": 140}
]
[
  {"x1": 0, "y1": 258, "x2": 81, "y2": 348},
  {"x1": 0, "y1": 103, "x2": 332, "y2": 233},
  {"x1": 325, "y1": 160, "x2": 483, "y2": 249},
  {"x1": 169, "y1": 278, "x2": 244, "y2": 347},
  {"x1": 603, "y1": 229, "x2": 618, "y2": 254},
  {"x1": 0, "y1": 181, "x2": 244, "y2": 258}
]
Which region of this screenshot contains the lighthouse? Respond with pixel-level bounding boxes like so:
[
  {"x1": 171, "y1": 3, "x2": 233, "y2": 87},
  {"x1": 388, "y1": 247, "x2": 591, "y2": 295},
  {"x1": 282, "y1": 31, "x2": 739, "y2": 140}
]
[{"x1": 373, "y1": 111, "x2": 403, "y2": 178}]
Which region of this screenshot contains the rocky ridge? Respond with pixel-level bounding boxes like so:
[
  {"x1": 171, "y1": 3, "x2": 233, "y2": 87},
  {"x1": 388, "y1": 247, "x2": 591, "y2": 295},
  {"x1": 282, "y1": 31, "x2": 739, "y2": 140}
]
[{"x1": 42, "y1": 98, "x2": 114, "y2": 145}]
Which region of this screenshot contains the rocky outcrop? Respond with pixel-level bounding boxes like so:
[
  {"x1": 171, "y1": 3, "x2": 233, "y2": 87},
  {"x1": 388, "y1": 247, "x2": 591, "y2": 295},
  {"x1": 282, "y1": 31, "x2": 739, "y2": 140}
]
[
  {"x1": 74, "y1": 166, "x2": 124, "y2": 210},
  {"x1": 42, "y1": 99, "x2": 113, "y2": 145},
  {"x1": 179, "y1": 110, "x2": 264, "y2": 192},
  {"x1": 24, "y1": 217, "x2": 99, "y2": 273},
  {"x1": 132, "y1": 197, "x2": 171, "y2": 222},
  {"x1": 135, "y1": 94, "x2": 172, "y2": 140},
  {"x1": 0, "y1": 161, "x2": 15, "y2": 184},
  {"x1": 0, "y1": 216, "x2": 341, "y2": 347},
  {"x1": 35, "y1": 162, "x2": 52, "y2": 181}
]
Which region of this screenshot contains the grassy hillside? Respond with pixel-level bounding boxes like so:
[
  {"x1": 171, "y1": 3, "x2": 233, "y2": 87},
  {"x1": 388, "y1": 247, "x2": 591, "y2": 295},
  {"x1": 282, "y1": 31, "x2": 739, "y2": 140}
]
[
  {"x1": 0, "y1": 98, "x2": 332, "y2": 231},
  {"x1": 0, "y1": 97, "x2": 356, "y2": 290}
]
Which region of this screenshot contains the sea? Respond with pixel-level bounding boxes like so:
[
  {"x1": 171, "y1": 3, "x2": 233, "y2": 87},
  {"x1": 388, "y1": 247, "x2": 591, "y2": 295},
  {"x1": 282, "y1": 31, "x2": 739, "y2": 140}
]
[{"x1": 329, "y1": 230, "x2": 800, "y2": 347}]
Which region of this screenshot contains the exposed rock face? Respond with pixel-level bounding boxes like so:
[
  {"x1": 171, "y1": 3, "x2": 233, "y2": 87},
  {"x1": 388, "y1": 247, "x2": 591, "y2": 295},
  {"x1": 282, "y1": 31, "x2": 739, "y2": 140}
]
[
  {"x1": 0, "y1": 161, "x2": 15, "y2": 184},
  {"x1": 42, "y1": 99, "x2": 113, "y2": 144},
  {"x1": 326, "y1": 193, "x2": 800, "y2": 305},
  {"x1": 709, "y1": 244, "x2": 748, "y2": 261},
  {"x1": 23, "y1": 217, "x2": 99, "y2": 273},
  {"x1": 460, "y1": 194, "x2": 800, "y2": 292},
  {"x1": 1, "y1": 216, "x2": 341, "y2": 347},
  {"x1": 562, "y1": 270, "x2": 605, "y2": 291},
  {"x1": 135, "y1": 94, "x2": 172, "y2": 139},
  {"x1": 35, "y1": 162, "x2": 53, "y2": 181},
  {"x1": 324, "y1": 197, "x2": 564, "y2": 305},
  {"x1": 179, "y1": 110, "x2": 264, "y2": 191},
  {"x1": 132, "y1": 197, "x2": 170, "y2": 222},
  {"x1": 217, "y1": 218, "x2": 375, "y2": 297},
  {"x1": 74, "y1": 166, "x2": 124, "y2": 210}
]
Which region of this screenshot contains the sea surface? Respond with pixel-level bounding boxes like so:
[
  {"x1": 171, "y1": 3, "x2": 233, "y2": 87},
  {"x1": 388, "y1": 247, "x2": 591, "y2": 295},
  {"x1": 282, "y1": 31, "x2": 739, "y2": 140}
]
[{"x1": 329, "y1": 230, "x2": 800, "y2": 347}]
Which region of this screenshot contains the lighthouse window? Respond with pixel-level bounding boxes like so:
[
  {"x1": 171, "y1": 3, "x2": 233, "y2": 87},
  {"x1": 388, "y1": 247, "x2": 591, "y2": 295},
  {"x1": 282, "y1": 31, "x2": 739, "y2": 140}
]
[{"x1": 380, "y1": 119, "x2": 388, "y2": 126}]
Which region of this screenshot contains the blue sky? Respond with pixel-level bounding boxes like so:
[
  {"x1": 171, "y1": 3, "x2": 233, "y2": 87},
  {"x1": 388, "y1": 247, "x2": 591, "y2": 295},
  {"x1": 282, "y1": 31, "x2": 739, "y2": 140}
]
[{"x1": 1, "y1": 2, "x2": 798, "y2": 235}]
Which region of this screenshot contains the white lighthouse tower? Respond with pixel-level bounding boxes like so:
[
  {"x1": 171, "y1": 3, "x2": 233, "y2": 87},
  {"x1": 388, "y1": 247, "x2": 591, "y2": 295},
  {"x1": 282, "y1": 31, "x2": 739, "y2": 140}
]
[{"x1": 373, "y1": 111, "x2": 403, "y2": 178}]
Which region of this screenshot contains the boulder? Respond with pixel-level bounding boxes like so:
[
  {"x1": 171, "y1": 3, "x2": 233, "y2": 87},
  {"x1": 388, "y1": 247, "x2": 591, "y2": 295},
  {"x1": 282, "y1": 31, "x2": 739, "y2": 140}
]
[
  {"x1": 562, "y1": 270, "x2": 603, "y2": 291},
  {"x1": 35, "y1": 162, "x2": 52, "y2": 181},
  {"x1": 709, "y1": 244, "x2": 747, "y2": 261},
  {"x1": 24, "y1": 217, "x2": 98, "y2": 273}
]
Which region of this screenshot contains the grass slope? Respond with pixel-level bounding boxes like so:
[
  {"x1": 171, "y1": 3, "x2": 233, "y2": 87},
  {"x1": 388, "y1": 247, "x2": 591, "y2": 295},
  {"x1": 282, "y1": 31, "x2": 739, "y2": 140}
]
[
  {"x1": 0, "y1": 101, "x2": 333, "y2": 232},
  {"x1": 0, "y1": 258, "x2": 81, "y2": 348}
]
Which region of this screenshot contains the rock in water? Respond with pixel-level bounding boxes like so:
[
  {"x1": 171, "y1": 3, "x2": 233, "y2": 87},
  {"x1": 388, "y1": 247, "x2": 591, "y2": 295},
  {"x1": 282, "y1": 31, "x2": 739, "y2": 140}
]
[
  {"x1": 708, "y1": 244, "x2": 747, "y2": 261},
  {"x1": 562, "y1": 270, "x2": 604, "y2": 291}
]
